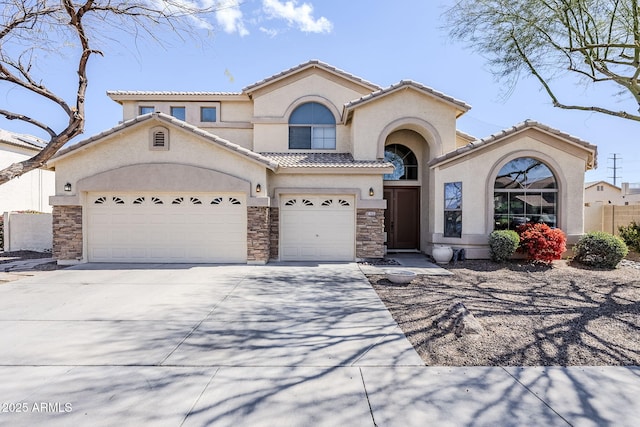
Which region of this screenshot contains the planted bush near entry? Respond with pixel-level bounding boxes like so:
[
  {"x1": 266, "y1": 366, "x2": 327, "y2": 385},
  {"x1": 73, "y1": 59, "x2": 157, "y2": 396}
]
[
  {"x1": 574, "y1": 232, "x2": 628, "y2": 269},
  {"x1": 517, "y1": 223, "x2": 566, "y2": 264},
  {"x1": 489, "y1": 230, "x2": 520, "y2": 262}
]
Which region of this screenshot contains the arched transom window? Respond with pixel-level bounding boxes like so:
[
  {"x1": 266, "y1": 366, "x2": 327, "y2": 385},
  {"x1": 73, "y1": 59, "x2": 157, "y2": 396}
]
[
  {"x1": 288, "y1": 102, "x2": 336, "y2": 149},
  {"x1": 494, "y1": 157, "x2": 558, "y2": 230},
  {"x1": 384, "y1": 144, "x2": 418, "y2": 180}
]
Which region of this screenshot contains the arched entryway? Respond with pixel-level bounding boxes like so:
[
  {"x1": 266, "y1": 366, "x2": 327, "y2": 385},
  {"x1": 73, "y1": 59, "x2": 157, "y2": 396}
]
[{"x1": 383, "y1": 141, "x2": 420, "y2": 250}]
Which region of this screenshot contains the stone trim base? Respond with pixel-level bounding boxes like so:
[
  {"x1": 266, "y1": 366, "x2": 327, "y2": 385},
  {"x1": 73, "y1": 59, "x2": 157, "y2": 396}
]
[
  {"x1": 52, "y1": 205, "x2": 83, "y2": 261},
  {"x1": 247, "y1": 206, "x2": 270, "y2": 263},
  {"x1": 356, "y1": 208, "x2": 385, "y2": 259}
]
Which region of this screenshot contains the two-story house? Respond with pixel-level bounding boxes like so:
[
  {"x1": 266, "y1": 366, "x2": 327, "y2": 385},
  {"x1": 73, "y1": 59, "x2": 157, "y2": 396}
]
[{"x1": 47, "y1": 60, "x2": 597, "y2": 264}]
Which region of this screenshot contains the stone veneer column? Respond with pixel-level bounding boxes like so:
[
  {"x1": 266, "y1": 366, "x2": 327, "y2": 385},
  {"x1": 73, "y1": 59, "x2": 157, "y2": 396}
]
[
  {"x1": 356, "y1": 208, "x2": 385, "y2": 259},
  {"x1": 269, "y1": 207, "x2": 279, "y2": 260},
  {"x1": 52, "y1": 205, "x2": 83, "y2": 261},
  {"x1": 247, "y1": 206, "x2": 270, "y2": 264}
]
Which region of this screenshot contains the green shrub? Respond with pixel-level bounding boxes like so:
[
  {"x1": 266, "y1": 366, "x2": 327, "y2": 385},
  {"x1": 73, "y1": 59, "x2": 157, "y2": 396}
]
[
  {"x1": 489, "y1": 230, "x2": 520, "y2": 262},
  {"x1": 618, "y1": 221, "x2": 640, "y2": 252},
  {"x1": 517, "y1": 223, "x2": 566, "y2": 264},
  {"x1": 574, "y1": 232, "x2": 628, "y2": 269}
]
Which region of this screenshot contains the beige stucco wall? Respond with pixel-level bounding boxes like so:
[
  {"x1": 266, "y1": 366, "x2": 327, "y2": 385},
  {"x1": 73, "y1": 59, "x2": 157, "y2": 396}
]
[
  {"x1": 268, "y1": 172, "x2": 384, "y2": 207},
  {"x1": 584, "y1": 184, "x2": 624, "y2": 205},
  {"x1": 251, "y1": 72, "x2": 369, "y2": 153},
  {"x1": 51, "y1": 121, "x2": 268, "y2": 199},
  {"x1": 349, "y1": 89, "x2": 457, "y2": 161},
  {"x1": 0, "y1": 146, "x2": 54, "y2": 213},
  {"x1": 118, "y1": 100, "x2": 254, "y2": 150},
  {"x1": 431, "y1": 130, "x2": 592, "y2": 257}
]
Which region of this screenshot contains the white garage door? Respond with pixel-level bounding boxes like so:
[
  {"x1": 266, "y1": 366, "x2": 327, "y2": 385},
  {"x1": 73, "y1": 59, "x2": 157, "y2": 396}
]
[
  {"x1": 87, "y1": 193, "x2": 247, "y2": 263},
  {"x1": 280, "y1": 195, "x2": 355, "y2": 261}
]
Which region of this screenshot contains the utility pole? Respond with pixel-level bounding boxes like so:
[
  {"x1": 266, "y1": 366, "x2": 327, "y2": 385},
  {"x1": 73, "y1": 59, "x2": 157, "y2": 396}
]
[{"x1": 608, "y1": 153, "x2": 622, "y2": 186}]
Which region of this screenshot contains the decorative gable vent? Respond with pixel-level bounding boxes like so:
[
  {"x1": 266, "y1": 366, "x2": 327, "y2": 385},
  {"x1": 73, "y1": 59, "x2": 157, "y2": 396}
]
[{"x1": 149, "y1": 126, "x2": 169, "y2": 150}]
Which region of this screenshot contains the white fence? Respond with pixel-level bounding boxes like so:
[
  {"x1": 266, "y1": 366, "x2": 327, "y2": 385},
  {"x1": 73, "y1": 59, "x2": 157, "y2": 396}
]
[{"x1": 2, "y1": 212, "x2": 52, "y2": 252}]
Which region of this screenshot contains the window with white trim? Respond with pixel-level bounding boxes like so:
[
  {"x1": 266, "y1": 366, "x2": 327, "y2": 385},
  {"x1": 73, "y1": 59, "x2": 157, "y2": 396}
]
[
  {"x1": 170, "y1": 106, "x2": 186, "y2": 121},
  {"x1": 139, "y1": 106, "x2": 154, "y2": 115},
  {"x1": 444, "y1": 182, "x2": 462, "y2": 238}
]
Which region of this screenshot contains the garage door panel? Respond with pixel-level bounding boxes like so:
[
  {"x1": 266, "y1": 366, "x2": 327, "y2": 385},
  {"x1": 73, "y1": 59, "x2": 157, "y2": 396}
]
[
  {"x1": 280, "y1": 195, "x2": 355, "y2": 261},
  {"x1": 88, "y1": 193, "x2": 247, "y2": 263}
]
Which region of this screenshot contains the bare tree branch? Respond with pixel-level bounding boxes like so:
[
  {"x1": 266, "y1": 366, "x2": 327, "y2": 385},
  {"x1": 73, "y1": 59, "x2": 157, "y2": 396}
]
[{"x1": 0, "y1": 0, "x2": 223, "y2": 185}]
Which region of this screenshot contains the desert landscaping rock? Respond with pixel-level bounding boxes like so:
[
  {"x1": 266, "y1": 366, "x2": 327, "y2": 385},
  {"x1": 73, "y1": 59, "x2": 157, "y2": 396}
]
[{"x1": 371, "y1": 258, "x2": 640, "y2": 366}]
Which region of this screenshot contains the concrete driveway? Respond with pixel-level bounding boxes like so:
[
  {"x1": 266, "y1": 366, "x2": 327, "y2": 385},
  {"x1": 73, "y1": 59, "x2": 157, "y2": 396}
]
[{"x1": 1, "y1": 263, "x2": 639, "y2": 426}]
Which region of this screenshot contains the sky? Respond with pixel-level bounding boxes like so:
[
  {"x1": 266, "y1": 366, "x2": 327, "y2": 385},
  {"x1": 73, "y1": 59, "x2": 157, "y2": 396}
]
[{"x1": 1, "y1": 0, "x2": 638, "y2": 184}]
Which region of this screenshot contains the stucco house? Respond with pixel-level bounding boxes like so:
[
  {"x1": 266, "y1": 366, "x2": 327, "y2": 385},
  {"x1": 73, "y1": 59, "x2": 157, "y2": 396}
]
[
  {"x1": 0, "y1": 129, "x2": 54, "y2": 214},
  {"x1": 47, "y1": 60, "x2": 597, "y2": 265},
  {"x1": 584, "y1": 180, "x2": 623, "y2": 205}
]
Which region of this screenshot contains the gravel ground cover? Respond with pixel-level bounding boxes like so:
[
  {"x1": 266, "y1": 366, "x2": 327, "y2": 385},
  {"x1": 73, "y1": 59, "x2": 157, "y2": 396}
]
[{"x1": 370, "y1": 253, "x2": 640, "y2": 366}]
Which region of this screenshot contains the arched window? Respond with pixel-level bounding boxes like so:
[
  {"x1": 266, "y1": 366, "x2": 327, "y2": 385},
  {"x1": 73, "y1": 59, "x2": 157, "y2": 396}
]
[
  {"x1": 493, "y1": 157, "x2": 557, "y2": 230},
  {"x1": 288, "y1": 102, "x2": 336, "y2": 149},
  {"x1": 384, "y1": 144, "x2": 418, "y2": 180}
]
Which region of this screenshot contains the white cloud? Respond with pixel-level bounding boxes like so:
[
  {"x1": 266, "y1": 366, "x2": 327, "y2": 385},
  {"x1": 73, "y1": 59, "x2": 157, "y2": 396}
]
[
  {"x1": 259, "y1": 27, "x2": 280, "y2": 38},
  {"x1": 262, "y1": 0, "x2": 333, "y2": 34},
  {"x1": 214, "y1": 0, "x2": 249, "y2": 36}
]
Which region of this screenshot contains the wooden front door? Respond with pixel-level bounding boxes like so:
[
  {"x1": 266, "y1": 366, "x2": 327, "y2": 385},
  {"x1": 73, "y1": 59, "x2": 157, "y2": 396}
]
[{"x1": 384, "y1": 187, "x2": 420, "y2": 250}]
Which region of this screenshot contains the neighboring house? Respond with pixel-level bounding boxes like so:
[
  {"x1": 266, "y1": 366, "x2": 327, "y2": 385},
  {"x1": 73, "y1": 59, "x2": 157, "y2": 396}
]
[
  {"x1": 46, "y1": 60, "x2": 597, "y2": 264},
  {"x1": 584, "y1": 180, "x2": 624, "y2": 205},
  {"x1": 621, "y1": 183, "x2": 640, "y2": 205},
  {"x1": 0, "y1": 129, "x2": 54, "y2": 214}
]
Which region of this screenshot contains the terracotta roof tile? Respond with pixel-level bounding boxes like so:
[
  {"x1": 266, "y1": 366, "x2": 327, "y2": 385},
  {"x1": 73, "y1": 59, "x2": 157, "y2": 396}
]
[
  {"x1": 429, "y1": 120, "x2": 598, "y2": 169},
  {"x1": 344, "y1": 80, "x2": 471, "y2": 113},
  {"x1": 243, "y1": 60, "x2": 381, "y2": 93},
  {"x1": 261, "y1": 152, "x2": 392, "y2": 169}
]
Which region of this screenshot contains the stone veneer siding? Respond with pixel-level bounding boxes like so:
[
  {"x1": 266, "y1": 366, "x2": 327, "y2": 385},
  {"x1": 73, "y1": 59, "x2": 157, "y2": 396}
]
[
  {"x1": 247, "y1": 206, "x2": 270, "y2": 263},
  {"x1": 269, "y1": 207, "x2": 279, "y2": 260},
  {"x1": 356, "y1": 208, "x2": 385, "y2": 259},
  {"x1": 52, "y1": 205, "x2": 83, "y2": 261}
]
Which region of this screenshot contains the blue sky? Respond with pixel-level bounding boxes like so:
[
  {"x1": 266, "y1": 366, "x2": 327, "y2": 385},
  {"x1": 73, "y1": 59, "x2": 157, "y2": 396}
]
[{"x1": 2, "y1": 0, "x2": 638, "y2": 183}]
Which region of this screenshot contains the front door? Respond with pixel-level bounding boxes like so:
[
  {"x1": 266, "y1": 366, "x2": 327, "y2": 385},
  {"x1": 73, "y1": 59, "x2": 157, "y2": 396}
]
[{"x1": 384, "y1": 187, "x2": 420, "y2": 250}]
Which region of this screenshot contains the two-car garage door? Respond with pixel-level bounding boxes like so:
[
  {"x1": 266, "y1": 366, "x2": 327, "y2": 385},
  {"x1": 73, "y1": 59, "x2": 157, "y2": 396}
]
[{"x1": 87, "y1": 192, "x2": 247, "y2": 263}]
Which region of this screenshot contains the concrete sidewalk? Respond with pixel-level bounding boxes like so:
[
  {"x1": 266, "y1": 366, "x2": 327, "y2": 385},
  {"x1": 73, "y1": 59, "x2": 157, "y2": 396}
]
[{"x1": 0, "y1": 262, "x2": 638, "y2": 426}]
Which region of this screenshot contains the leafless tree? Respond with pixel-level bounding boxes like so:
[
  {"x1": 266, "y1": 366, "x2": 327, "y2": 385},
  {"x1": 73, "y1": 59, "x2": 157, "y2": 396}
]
[
  {"x1": 0, "y1": 0, "x2": 222, "y2": 185},
  {"x1": 446, "y1": 0, "x2": 640, "y2": 122}
]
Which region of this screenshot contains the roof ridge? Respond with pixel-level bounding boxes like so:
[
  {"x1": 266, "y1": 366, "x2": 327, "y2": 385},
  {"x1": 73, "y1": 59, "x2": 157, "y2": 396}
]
[
  {"x1": 344, "y1": 80, "x2": 471, "y2": 112},
  {"x1": 242, "y1": 60, "x2": 382, "y2": 93}
]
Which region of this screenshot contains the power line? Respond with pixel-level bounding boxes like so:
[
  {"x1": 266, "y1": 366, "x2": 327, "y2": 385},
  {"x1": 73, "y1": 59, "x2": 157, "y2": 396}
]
[{"x1": 608, "y1": 153, "x2": 622, "y2": 186}]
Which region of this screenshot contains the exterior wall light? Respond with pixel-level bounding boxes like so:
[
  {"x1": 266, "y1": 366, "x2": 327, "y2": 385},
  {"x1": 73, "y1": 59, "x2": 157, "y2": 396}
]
[
  {"x1": 64, "y1": 183, "x2": 72, "y2": 192},
  {"x1": 369, "y1": 187, "x2": 374, "y2": 197},
  {"x1": 256, "y1": 183, "x2": 262, "y2": 193}
]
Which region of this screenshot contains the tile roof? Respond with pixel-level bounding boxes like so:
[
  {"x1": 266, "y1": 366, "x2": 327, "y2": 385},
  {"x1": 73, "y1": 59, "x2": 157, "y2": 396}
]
[
  {"x1": 344, "y1": 80, "x2": 471, "y2": 115},
  {"x1": 260, "y1": 152, "x2": 393, "y2": 169},
  {"x1": 0, "y1": 129, "x2": 46, "y2": 151},
  {"x1": 51, "y1": 113, "x2": 279, "y2": 170},
  {"x1": 429, "y1": 120, "x2": 598, "y2": 169},
  {"x1": 107, "y1": 90, "x2": 242, "y2": 96},
  {"x1": 243, "y1": 60, "x2": 382, "y2": 93}
]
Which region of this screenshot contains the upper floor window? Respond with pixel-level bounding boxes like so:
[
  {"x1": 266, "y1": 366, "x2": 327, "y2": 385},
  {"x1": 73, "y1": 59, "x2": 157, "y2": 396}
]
[
  {"x1": 170, "y1": 107, "x2": 186, "y2": 121},
  {"x1": 384, "y1": 144, "x2": 418, "y2": 180},
  {"x1": 494, "y1": 157, "x2": 557, "y2": 230},
  {"x1": 288, "y1": 102, "x2": 336, "y2": 149},
  {"x1": 201, "y1": 107, "x2": 217, "y2": 122},
  {"x1": 139, "y1": 106, "x2": 154, "y2": 115}
]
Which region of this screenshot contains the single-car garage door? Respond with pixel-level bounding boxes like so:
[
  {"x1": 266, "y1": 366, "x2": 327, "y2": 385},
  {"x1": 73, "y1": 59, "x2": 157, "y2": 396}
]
[
  {"x1": 280, "y1": 195, "x2": 355, "y2": 261},
  {"x1": 87, "y1": 192, "x2": 247, "y2": 263}
]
